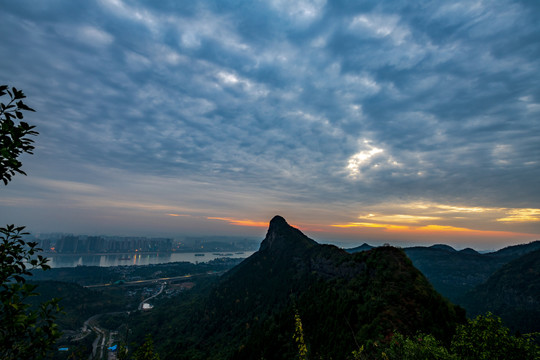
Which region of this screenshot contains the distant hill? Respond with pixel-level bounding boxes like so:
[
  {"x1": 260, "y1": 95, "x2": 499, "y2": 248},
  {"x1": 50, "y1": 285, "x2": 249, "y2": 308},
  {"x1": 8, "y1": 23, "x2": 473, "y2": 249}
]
[
  {"x1": 459, "y1": 248, "x2": 479, "y2": 255},
  {"x1": 347, "y1": 240, "x2": 540, "y2": 305},
  {"x1": 346, "y1": 242, "x2": 374, "y2": 253},
  {"x1": 354, "y1": 239, "x2": 540, "y2": 335},
  {"x1": 487, "y1": 240, "x2": 540, "y2": 259},
  {"x1": 402, "y1": 246, "x2": 504, "y2": 303},
  {"x1": 461, "y1": 249, "x2": 540, "y2": 333},
  {"x1": 139, "y1": 216, "x2": 464, "y2": 359},
  {"x1": 430, "y1": 244, "x2": 456, "y2": 252}
]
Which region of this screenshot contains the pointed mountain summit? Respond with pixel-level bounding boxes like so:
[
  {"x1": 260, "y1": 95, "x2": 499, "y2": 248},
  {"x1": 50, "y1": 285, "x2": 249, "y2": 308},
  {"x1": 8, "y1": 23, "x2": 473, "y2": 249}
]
[
  {"x1": 258, "y1": 215, "x2": 317, "y2": 253},
  {"x1": 146, "y1": 216, "x2": 465, "y2": 359},
  {"x1": 347, "y1": 242, "x2": 374, "y2": 253}
]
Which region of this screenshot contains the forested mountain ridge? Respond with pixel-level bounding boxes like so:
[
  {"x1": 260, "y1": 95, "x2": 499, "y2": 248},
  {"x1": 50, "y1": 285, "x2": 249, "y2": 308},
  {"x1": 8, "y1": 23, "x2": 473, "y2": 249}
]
[
  {"x1": 349, "y1": 240, "x2": 540, "y2": 335},
  {"x1": 140, "y1": 216, "x2": 465, "y2": 359},
  {"x1": 487, "y1": 240, "x2": 540, "y2": 259},
  {"x1": 350, "y1": 240, "x2": 540, "y2": 304},
  {"x1": 402, "y1": 246, "x2": 504, "y2": 303},
  {"x1": 461, "y1": 248, "x2": 540, "y2": 333}
]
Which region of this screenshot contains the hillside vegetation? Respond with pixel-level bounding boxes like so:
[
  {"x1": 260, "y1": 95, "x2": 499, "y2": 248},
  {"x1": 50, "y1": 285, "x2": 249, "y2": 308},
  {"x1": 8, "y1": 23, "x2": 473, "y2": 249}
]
[
  {"x1": 461, "y1": 249, "x2": 540, "y2": 333},
  {"x1": 131, "y1": 216, "x2": 464, "y2": 359}
]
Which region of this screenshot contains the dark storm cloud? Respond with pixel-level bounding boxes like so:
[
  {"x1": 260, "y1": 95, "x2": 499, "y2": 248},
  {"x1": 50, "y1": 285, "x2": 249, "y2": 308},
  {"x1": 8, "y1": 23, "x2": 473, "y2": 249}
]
[{"x1": 1, "y1": 0, "x2": 539, "y2": 239}]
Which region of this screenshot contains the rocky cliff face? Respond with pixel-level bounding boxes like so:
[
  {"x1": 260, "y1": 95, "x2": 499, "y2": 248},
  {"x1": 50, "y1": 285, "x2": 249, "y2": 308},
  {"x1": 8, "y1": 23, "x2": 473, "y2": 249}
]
[{"x1": 258, "y1": 215, "x2": 317, "y2": 253}]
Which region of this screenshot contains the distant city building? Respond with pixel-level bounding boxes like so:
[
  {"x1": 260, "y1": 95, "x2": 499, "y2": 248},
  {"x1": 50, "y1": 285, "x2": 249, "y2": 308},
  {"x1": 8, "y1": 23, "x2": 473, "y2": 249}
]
[
  {"x1": 52, "y1": 235, "x2": 173, "y2": 254},
  {"x1": 32, "y1": 233, "x2": 258, "y2": 254}
]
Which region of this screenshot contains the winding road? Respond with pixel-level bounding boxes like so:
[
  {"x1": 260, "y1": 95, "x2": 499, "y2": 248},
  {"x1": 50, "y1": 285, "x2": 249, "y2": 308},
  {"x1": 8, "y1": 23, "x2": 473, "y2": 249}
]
[{"x1": 138, "y1": 282, "x2": 166, "y2": 310}]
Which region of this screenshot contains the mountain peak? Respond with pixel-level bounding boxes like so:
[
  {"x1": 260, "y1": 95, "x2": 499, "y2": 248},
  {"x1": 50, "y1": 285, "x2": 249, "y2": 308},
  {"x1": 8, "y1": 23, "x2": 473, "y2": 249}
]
[
  {"x1": 347, "y1": 243, "x2": 374, "y2": 253},
  {"x1": 259, "y1": 216, "x2": 317, "y2": 252},
  {"x1": 269, "y1": 215, "x2": 288, "y2": 227}
]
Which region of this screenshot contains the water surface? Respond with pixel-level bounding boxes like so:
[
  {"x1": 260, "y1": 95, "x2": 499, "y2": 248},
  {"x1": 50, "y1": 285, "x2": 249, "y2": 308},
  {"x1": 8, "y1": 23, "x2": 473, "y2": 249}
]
[{"x1": 45, "y1": 251, "x2": 254, "y2": 268}]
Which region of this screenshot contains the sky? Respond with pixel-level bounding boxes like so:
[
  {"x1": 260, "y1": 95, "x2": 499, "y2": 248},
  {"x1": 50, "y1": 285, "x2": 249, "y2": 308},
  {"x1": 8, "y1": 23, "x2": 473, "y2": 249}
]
[{"x1": 1, "y1": 0, "x2": 540, "y2": 250}]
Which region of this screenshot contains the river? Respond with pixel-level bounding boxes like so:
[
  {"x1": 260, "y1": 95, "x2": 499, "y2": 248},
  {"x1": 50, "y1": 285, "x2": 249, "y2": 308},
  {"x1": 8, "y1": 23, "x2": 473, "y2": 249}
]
[{"x1": 44, "y1": 251, "x2": 255, "y2": 268}]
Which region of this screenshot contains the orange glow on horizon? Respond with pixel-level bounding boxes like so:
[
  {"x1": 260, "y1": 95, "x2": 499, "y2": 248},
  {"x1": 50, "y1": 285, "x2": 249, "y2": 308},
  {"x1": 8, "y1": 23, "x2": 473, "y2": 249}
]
[
  {"x1": 332, "y1": 222, "x2": 409, "y2": 231},
  {"x1": 207, "y1": 217, "x2": 269, "y2": 227},
  {"x1": 323, "y1": 203, "x2": 540, "y2": 242},
  {"x1": 330, "y1": 221, "x2": 537, "y2": 239},
  {"x1": 357, "y1": 213, "x2": 442, "y2": 223}
]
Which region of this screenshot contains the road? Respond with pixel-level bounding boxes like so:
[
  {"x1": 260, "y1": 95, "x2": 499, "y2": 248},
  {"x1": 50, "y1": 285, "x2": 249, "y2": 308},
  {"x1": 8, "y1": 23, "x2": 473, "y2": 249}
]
[
  {"x1": 77, "y1": 280, "x2": 167, "y2": 359},
  {"x1": 73, "y1": 272, "x2": 225, "y2": 358},
  {"x1": 84, "y1": 270, "x2": 225, "y2": 288},
  {"x1": 138, "y1": 282, "x2": 165, "y2": 310},
  {"x1": 85, "y1": 314, "x2": 104, "y2": 360},
  {"x1": 77, "y1": 312, "x2": 125, "y2": 360}
]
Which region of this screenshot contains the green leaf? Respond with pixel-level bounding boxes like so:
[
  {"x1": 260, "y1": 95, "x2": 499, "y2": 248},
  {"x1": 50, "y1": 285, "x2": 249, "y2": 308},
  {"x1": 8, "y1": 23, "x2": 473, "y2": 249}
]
[{"x1": 16, "y1": 100, "x2": 35, "y2": 112}]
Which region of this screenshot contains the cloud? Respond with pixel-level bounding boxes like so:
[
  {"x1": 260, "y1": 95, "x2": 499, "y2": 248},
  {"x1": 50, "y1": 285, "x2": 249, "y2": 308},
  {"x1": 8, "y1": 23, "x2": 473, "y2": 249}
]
[
  {"x1": 76, "y1": 25, "x2": 114, "y2": 46},
  {"x1": 497, "y1": 209, "x2": 540, "y2": 223},
  {"x1": 207, "y1": 217, "x2": 269, "y2": 227},
  {"x1": 269, "y1": 0, "x2": 327, "y2": 24},
  {"x1": 346, "y1": 140, "x2": 385, "y2": 179},
  {"x1": 349, "y1": 13, "x2": 410, "y2": 45},
  {"x1": 0, "y1": 0, "x2": 539, "y2": 246},
  {"x1": 355, "y1": 213, "x2": 442, "y2": 224}
]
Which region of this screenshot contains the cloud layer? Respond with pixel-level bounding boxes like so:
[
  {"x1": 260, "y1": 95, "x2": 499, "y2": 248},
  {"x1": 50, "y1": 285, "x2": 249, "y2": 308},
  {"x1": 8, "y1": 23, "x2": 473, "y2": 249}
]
[{"x1": 1, "y1": 0, "x2": 539, "y2": 248}]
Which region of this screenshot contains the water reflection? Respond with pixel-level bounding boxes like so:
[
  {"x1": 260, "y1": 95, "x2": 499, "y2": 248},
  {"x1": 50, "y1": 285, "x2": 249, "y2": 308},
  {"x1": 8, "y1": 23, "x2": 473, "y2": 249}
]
[{"x1": 44, "y1": 252, "x2": 253, "y2": 268}]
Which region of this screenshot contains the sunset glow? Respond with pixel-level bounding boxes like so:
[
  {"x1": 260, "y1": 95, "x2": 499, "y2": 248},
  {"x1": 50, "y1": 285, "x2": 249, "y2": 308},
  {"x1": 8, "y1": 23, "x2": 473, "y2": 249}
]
[
  {"x1": 207, "y1": 217, "x2": 270, "y2": 228},
  {"x1": 329, "y1": 222, "x2": 536, "y2": 241},
  {"x1": 497, "y1": 209, "x2": 540, "y2": 223}
]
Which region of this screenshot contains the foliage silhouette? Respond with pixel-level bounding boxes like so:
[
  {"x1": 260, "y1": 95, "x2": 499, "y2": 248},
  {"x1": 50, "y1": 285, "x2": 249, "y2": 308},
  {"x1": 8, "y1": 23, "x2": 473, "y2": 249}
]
[
  {"x1": 379, "y1": 313, "x2": 540, "y2": 360},
  {"x1": 0, "y1": 85, "x2": 38, "y2": 185},
  {"x1": 0, "y1": 225, "x2": 61, "y2": 359},
  {"x1": 133, "y1": 335, "x2": 161, "y2": 360},
  {"x1": 451, "y1": 312, "x2": 540, "y2": 360},
  {"x1": 0, "y1": 85, "x2": 61, "y2": 359}
]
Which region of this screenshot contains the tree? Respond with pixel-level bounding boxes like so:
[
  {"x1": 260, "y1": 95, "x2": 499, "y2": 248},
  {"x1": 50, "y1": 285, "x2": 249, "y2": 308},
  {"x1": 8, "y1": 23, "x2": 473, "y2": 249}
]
[
  {"x1": 133, "y1": 335, "x2": 160, "y2": 360},
  {"x1": 379, "y1": 313, "x2": 540, "y2": 360},
  {"x1": 451, "y1": 312, "x2": 540, "y2": 360},
  {"x1": 380, "y1": 332, "x2": 457, "y2": 360},
  {"x1": 0, "y1": 85, "x2": 38, "y2": 185},
  {"x1": 0, "y1": 225, "x2": 61, "y2": 359},
  {"x1": 0, "y1": 85, "x2": 61, "y2": 359},
  {"x1": 294, "y1": 310, "x2": 308, "y2": 360}
]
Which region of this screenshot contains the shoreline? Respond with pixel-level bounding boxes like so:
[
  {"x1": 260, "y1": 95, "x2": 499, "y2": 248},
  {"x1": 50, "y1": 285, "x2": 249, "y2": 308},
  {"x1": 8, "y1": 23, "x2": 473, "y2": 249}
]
[{"x1": 40, "y1": 250, "x2": 252, "y2": 256}]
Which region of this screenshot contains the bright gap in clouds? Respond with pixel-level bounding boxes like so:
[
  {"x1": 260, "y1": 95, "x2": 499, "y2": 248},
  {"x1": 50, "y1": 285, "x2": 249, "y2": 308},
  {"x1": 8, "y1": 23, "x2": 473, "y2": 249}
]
[
  {"x1": 346, "y1": 140, "x2": 384, "y2": 178},
  {"x1": 497, "y1": 209, "x2": 540, "y2": 222}
]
